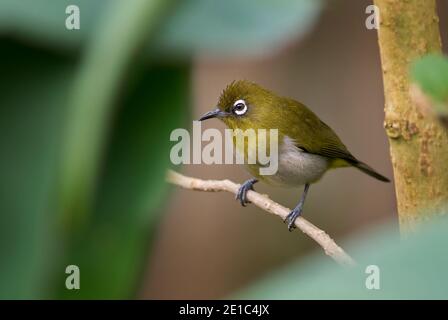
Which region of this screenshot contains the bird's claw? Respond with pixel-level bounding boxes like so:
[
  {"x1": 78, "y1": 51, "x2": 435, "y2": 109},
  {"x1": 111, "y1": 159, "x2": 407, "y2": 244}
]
[
  {"x1": 284, "y1": 207, "x2": 303, "y2": 232},
  {"x1": 236, "y1": 179, "x2": 258, "y2": 207}
]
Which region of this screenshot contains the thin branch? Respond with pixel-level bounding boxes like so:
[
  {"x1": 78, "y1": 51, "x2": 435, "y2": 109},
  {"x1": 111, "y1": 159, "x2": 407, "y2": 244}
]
[{"x1": 167, "y1": 170, "x2": 356, "y2": 267}]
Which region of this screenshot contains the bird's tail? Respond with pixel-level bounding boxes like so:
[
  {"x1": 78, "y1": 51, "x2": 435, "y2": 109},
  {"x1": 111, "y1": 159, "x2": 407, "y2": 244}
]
[{"x1": 349, "y1": 160, "x2": 390, "y2": 182}]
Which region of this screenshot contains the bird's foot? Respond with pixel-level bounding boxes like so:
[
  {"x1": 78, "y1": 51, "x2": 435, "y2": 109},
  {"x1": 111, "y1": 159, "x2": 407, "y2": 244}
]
[
  {"x1": 284, "y1": 206, "x2": 303, "y2": 232},
  {"x1": 236, "y1": 178, "x2": 258, "y2": 207}
]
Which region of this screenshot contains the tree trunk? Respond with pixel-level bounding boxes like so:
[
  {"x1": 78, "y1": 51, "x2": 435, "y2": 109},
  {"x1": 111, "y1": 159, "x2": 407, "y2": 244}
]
[{"x1": 374, "y1": 0, "x2": 448, "y2": 232}]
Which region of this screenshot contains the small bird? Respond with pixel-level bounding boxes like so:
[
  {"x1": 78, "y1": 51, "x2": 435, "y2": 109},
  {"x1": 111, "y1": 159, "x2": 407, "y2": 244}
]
[{"x1": 199, "y1": 80, "x2": 390, "y2": 231}]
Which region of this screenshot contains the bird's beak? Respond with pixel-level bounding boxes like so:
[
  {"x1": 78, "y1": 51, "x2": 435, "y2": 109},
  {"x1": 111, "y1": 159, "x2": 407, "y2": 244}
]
[{"x1": 198, "y1": 108, "x2": 228, "y2": 121}]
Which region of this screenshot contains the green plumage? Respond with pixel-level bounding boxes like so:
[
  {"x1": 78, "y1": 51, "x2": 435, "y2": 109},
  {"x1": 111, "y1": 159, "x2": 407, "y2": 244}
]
[{"x1": 217, "y1": 80, "x2": 389, "y2": 182}]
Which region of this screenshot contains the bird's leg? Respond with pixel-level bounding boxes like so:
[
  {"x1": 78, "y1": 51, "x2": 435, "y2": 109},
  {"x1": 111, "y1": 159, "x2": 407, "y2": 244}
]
[
  {"x1": 236, "y1": 178, "x2": 258, "y2": 207},
  {"x1": 284, "y1": 183, "x2": 310, "y2": 232}
]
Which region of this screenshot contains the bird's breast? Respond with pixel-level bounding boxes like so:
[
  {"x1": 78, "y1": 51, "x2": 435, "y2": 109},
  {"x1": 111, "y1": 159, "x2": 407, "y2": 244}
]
[{"x1": 258, "y1": 136, "x2": 330, "y2": 187}]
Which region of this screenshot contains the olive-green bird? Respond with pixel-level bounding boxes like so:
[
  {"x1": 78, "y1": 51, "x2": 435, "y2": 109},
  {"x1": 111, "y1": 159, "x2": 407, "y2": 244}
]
[{"x1": 199, "y1": 80, "x2": 390, "y2": 231}]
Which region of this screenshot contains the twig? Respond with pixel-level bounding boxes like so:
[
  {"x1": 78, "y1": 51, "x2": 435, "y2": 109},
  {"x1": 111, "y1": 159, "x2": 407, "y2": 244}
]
[{"x1": 167, "y1": 170, "x2": 356, "y2": 267}]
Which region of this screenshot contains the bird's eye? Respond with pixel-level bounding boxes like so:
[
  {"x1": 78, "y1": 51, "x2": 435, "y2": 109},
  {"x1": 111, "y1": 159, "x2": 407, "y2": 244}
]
[{"x1": 232, "y1": 99, "x2": 248, "y2": 116}]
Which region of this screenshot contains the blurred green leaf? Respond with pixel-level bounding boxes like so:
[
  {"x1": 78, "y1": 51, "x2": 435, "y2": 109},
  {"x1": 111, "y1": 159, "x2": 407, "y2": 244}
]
[
  {"x1": 151, "y1": 0, "x2": 323, "y2": 57},
  {"x1": 0, "y1": 39, "x2": 189, "y2": 299},
  {"x1": 0, "y1": 0, "x2": 323, "y2": 57},
  {"x1": 0, "y1": 0, "x2": 190, "y2": 298},
  {"x1": 58, "y1": 0, "x2": 173, "y2": 229},
  {"x1": 239, "y1": 217, "x2": 448, "y2": 299},
  {"x1": 57, "y1": 64, "x2": 190, "y2": 299},
  {"x1": 411, "y1": 54, "x2": 448, "y2": 116},
  {"x1": 0, "y1": 41, "x2": 77, "y2": 299},
  {"x1": 0, "y1": 0, "x2": 104, "y2": 50}
]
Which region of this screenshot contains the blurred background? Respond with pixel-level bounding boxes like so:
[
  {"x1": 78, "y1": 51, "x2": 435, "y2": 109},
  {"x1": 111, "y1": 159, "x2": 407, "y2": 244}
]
[{"x1": 1, "y1": 0, "x2": 448, "y2": 299}]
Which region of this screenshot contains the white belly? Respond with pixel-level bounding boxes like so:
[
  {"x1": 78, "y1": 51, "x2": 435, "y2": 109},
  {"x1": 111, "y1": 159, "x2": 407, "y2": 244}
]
[{"x1": 264, "y1": 136, "x2": 329, "y2": 186}]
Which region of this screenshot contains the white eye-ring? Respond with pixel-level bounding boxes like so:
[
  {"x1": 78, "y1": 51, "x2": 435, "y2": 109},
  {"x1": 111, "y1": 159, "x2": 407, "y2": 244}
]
[{"x1": 233, "y1": 99, "x2": 248, "y2": 116}]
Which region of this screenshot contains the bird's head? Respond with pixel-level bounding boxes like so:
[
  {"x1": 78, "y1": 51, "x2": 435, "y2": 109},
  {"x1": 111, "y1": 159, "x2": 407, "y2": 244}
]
[{"x1": 199, "y1": 80, "x2": 280, "y2": 130}]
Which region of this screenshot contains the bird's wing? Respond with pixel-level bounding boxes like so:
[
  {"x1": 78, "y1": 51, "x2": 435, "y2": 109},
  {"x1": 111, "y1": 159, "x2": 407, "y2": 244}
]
[
  {"x1": 279, "y1": 98, "x2": 390, "y2": 182},
  {"x1": 281, "y1": 99, "x2": 358, "y2": 163},
  {"x1": 307, "y1": 120, "x2": 357, "y2": 161}
]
